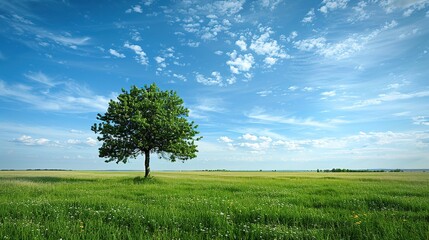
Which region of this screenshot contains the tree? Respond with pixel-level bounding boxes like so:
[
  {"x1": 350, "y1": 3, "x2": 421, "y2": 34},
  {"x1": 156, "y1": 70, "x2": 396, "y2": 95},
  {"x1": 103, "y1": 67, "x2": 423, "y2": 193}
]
[{"x1": 91, "y1": 83, "x2": 201, "y2": 177}]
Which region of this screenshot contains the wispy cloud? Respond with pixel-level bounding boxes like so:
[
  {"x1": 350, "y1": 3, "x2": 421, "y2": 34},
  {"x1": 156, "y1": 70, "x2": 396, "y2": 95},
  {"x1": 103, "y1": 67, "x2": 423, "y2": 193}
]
[
  {"x1": 193, "y1": 98, "x2": 225, "y2": 113},
  {"x1": 380, "y1": 0, "x2": 429, "y2": 16},
  {"x1": 23, "y1": 71, "x2": 56, "y2": 87},
  {"x1": 2, "y1": 11, "x2": 91, "y2": 50},
  {"x1": 0, "y1": 72, "x2": 113, "y2": 113},
  {"x1": 188, "y1": 97, "x2": 225, "y2": 120},
  {"x1": 294, "y1": 20, "x2": 398, "y2": 60},
  {"x1": 344, "y1": 91, "x2": 429, "y2": 109},
  {"x1": 247, "y1": 109, "x2": 335, "y2": 128}
]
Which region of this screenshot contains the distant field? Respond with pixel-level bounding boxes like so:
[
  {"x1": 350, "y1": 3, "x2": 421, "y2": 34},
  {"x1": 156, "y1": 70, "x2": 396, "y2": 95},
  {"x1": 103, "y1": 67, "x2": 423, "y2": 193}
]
[{"x1": 0, "y1": 171, "x2": 428, "y2": 239}]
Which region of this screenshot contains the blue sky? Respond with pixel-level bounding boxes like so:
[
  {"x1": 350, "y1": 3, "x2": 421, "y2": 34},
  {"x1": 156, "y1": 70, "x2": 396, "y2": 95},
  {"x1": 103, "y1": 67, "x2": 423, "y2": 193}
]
[{"x1": 1, "y1": 0, "x2": 428, "y2": 170}]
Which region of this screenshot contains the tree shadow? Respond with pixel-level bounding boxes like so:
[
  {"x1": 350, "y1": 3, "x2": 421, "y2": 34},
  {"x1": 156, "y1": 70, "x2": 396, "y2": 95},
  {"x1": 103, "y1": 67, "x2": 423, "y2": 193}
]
[{"x1": 132, "y1": 176, "x2": 157, "y2": 184}]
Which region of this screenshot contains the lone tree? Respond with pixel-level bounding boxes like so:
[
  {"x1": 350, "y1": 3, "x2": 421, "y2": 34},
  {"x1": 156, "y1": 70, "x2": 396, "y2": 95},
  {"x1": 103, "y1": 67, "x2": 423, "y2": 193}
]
[{"x1": 91, "y1": 83, "x2": 201, "y2": 177}]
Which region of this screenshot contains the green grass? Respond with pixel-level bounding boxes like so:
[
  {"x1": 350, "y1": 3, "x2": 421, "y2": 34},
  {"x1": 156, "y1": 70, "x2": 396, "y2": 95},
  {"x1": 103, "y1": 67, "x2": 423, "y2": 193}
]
[{"x1": 0, "y1": 171, "x2": 428, "y2": 239}]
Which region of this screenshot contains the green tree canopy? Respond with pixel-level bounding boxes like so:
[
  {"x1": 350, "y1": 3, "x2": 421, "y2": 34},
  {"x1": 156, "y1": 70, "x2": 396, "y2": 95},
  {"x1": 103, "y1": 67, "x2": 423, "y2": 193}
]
[{"x1": 91, "y1": 83, "x2": 201, "y2": 177}]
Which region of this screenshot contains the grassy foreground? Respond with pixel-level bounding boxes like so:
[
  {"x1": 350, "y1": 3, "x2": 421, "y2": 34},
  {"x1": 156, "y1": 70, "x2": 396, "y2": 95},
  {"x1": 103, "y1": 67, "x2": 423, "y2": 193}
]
[{"x1": 0, "y1": 171, "x2": 428, "y2": 239}]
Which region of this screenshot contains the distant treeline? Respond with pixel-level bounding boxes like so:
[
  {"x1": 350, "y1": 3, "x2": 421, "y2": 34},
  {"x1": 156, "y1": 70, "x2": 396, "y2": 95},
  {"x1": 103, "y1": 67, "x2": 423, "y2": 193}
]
[
  {"x1": 317, "y1": 168, "x2": 403, "y2": 173},
  {"x1": 202, "y1": 169, "x2": 230, "y2": 172},
  {"x1": 0, "y1": 169, "x2": 72, "y2": 171}
]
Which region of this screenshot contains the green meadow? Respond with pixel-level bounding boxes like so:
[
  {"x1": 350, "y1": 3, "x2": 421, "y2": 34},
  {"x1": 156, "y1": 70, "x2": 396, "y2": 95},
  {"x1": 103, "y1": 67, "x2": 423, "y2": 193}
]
[{"x1": 0, "y1": 171, "x2": 428, "y2": 239}]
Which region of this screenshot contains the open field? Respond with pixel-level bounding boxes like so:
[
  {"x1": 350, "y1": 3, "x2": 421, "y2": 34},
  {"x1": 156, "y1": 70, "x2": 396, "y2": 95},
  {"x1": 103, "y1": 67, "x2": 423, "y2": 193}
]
[{"x1": 0, "y1": 171, "x2": 428, "y2": 239}]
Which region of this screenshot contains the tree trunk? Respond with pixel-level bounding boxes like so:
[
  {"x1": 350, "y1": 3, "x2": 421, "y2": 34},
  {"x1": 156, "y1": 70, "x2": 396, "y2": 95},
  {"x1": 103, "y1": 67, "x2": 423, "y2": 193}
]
[{"x1": 144, "y1": 150, "x2": 150, "y2": 178}]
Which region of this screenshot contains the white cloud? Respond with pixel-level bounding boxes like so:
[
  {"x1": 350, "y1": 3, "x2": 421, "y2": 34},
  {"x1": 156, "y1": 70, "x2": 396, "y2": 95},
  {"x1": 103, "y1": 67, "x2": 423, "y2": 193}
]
[
  {"x1": 214, "y1": 50, "x2": 223, "y2": 55},
  {"x1": 294, "y1": 37, "x2": 326, "y2": 51},
  {"x1": 155, "y1": 56, "x2": 165, "y2": 64},
  {"x1": 124, "y1": 42, "x2": 149, "y2": 65},
  {"x1": 178, "y1": 2, "x2": 240, "y2": 42},
  {"x1": 126, "y1": 5, "x2": 143, "y2": 13},
  {"x1": 319, "y1": 0, "x2": 349, "y2": 14},
  {"x1": 235, "y1": 36, "x2": 247, "y2": 51},
  {"x1": 302, "y1": 8, "x2": 315, "y2": 23},
  {"x1": 183, "y1": 22, "x2": 201, "y2": 33},
  {"x1": 413, "y1": 116, "x2": 429, "y2": 126},
  {"x1": 173, "y1": 73, "x2": 187, "y2": 82},
  {"x1": 249, "y1": 27, "x2": 289, "y2": 67},
  {"x1": 264, "y1": 57, "x2": 277, "y2": 65},
  {"x1": 109, "y1": 49, "x2": 125, "y2": 58},
  {"x1": 208, "y1": 0, "x2": 245, "y2": 16},
  {"x1": 154, "y1": 47, "x2": 182, "y2": 74},
  {"x1": 13, "y1": 135, "x2": 50, "y2": 146},
  {"x1": 226, "y1": 50, "x2": 255, "y2": 74},
  {"x1": 196, "y1": 72, "x2": 224, "y2": 86},
  {"x1": 220, "y1": 130, "x2": 429, "y2": 156},
  {"x1": 15, "y1": 134, "x2": 97, "y2": 148},
  {"x1": 226, "y1": 76, "x2": 236, "y2": 84},
  {"x1": 130, "y1": 30, "x2": 142, "y2": 41},
  {"x1": 67, "y1": 139, "x2": 81, "y2": 145},
  {"x1": 260, "y1": 0, "x2": 283, "y2": 10},
  {"x1": 242, "y1": 133, "x2": 258, "y2": 141},
  {"x1": 219, "y1": 136, "x2": 234, "y2": 143},
  {"x1": 257, "y1": 90, "x2": 273, "y2": 97},
  {"x1": 321, "y1": 90, "x2": 336, "y2": 97},
  {"x1": 186, "y1": 40, "x2": 200, "y2": 47},
  {"x1": 287, "y1": 31, "x2": 298, "y2": 42},
  {"x1": 199, "y1": 18, "x2": 232, "y2": 41},
  {"x1": 288, "y1": 86, "x2": 299, "y2": 91},
  {"x1": 273, "y1": 140, "x2": 304, "y2": 150},
  {"x1": 86, "y1": 137, "x2": 97, "y2": 146},
  {"x1": 303, "y1": 87, "x2": 314, "y2": 92},
  {"x1": 143, "y1": 0, "x2": 154, "y2": 6}
]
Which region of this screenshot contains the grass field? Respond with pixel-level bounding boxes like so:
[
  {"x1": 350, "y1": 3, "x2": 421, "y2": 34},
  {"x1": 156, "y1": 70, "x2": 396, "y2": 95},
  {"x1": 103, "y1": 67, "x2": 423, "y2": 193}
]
[{"x1": 0, "y1": 171, "x2": 428, "y2": 239}]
